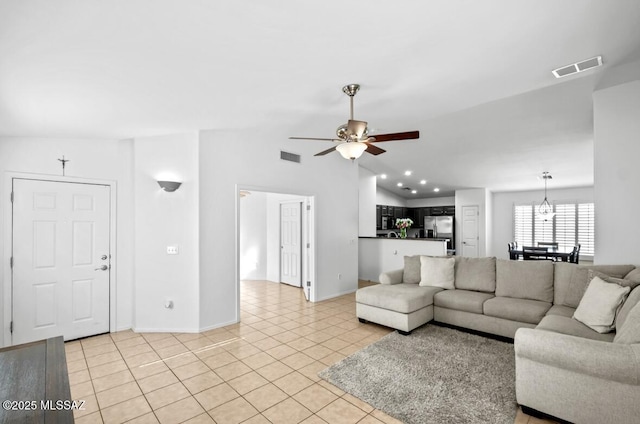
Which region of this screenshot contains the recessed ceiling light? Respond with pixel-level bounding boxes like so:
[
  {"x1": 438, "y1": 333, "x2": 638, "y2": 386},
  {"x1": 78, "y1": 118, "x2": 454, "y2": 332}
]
[
  {"x1": 404, "y1": 170, "x2": 412, "y2": 176},
  {"x1": 380, "y1": 174, "x2": 387, "y2": 179},
  {"x1": 433, "y1": 187, "x2": 440, "y2": 192},
  {"x1": 420, "y1": 180, "x2": 427, "y2": 185},
  {"x1": 397, "y1": 182, "x2": 403, "y2": 187},
  {"x1": 411, "y1": 190, "x2": 417, "y2": 194}
]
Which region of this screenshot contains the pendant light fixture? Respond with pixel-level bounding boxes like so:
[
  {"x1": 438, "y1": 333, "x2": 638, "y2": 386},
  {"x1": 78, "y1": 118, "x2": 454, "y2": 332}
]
[{"x1": 537, "y1": 172, "x2": 555, "y2": 221}]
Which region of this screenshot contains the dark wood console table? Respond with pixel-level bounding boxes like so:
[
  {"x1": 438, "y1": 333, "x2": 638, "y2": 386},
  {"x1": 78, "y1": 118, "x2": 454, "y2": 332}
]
[{"x1": 0, "y1": 336, "x2": 74, "y2": 423}]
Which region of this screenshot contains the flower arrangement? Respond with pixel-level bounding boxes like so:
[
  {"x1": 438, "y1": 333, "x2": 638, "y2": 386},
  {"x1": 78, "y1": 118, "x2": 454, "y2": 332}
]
[{"x1": 395, "y1": 218, "x2": 413, "y2": 238}]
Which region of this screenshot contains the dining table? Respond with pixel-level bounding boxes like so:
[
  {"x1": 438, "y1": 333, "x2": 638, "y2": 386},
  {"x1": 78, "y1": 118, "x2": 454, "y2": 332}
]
[{"x1": 511, "y1": 246, "x2": 574, "y2": 262}]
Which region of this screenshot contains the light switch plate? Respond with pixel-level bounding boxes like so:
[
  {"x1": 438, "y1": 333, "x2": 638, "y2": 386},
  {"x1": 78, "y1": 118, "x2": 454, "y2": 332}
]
[{"x1": 167, "y1": 246, "x2": 179, "y2": 255}]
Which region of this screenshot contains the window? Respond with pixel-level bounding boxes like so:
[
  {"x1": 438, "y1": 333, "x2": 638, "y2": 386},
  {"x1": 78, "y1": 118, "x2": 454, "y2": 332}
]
[{"x1": 513, "y1": 202, "x2": 594, "y2": 256}]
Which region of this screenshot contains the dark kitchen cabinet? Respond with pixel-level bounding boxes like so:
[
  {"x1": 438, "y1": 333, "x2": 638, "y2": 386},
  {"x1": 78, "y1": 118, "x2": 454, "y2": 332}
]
[
  {"x1": 444, "y1": 206, "x2": 456, "y2": 216},
  {"x1": 430, "y1": 206, "x2": 444, "y2": 216},
  {"x1": 376, "y1": 205, "x2": 382, "y2": 230}
]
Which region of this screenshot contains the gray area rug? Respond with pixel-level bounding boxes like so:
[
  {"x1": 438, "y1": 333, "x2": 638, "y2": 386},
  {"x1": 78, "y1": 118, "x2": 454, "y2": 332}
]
[{"x1": 318, "y1": 324, "x2": 517, "y2": 424}]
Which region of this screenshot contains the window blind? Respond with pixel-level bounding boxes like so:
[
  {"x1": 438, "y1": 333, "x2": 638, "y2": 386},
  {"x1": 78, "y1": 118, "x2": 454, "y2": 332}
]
[{"x1": 513, "y1": 202, "x2": 594, "y2": 256}]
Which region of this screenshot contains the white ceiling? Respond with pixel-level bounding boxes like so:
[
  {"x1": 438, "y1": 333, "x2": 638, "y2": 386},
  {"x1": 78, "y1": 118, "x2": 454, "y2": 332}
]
[{"x1": 2, "y1": 0, "x2": 640, "y2": 197}]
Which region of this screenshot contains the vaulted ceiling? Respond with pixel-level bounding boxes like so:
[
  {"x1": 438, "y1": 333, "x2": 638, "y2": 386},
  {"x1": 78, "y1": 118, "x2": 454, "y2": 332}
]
[{"x1": 2, "y1": 1, "x2": 640, "y2": 197}]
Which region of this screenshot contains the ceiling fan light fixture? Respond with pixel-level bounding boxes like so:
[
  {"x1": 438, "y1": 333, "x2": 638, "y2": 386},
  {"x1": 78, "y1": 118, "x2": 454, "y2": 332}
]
[{"x1": 336, "y1": 142, "x2": 367, "y2": 160}]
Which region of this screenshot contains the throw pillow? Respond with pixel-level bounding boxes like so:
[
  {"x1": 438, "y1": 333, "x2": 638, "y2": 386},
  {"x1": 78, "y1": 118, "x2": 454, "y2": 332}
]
[
  {"x1": 624, "y1": 268, "x2": 640, "y2": 285},
  {"x1": 419, "y1": 256, "x2": 455, "y2": 289},
  {"x1": 403, "y1": 255, "x2": 421, "y2": 284},
  {"x1": 573, "y1": 276, "x2": 631, "y2": 333},
  {"x1": 614, "y1": 301, "x2": 640, "y2": 344},
  {"x1": 617, "y1": 286, "x2": 640, "y2": 331},
  {"x1": 589, "y1": 269, "x2": 640, "y2": 290}
]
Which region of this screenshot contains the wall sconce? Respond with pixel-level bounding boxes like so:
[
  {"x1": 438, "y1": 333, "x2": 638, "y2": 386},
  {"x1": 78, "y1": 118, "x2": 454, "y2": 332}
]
[{"x1": 157, "y1": 181, "x2": 182, "y2": 192}]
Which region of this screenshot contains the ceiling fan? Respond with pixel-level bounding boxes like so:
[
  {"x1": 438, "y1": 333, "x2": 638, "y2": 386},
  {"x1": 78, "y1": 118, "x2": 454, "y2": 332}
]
[{"x1": 289, "y1": 84, "x2": 420, "y2": 160}]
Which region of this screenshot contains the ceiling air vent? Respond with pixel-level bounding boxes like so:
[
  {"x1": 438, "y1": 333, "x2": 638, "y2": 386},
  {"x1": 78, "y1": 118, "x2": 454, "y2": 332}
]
[
  {"x1": 280, "y1": 150, "x2": 301, "y2": 163},
  {"x1": 552, "y1": 56, "x2": 602, "y2": 78}
]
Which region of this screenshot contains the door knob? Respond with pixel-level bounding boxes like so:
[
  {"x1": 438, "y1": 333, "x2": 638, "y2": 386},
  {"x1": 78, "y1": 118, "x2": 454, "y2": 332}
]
[
  {"x1": 95, "y1": 265, "x2": 108, "y2": 271},
  {"x1": 101, "y1": 255, "x2": 108, "y2": 260}
]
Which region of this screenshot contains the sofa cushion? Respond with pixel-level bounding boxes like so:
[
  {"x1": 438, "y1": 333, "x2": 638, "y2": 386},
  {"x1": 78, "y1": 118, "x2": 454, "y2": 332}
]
[
  {"x1": 573, "y1": 276, "x2": 630, "y2": 333},
  {"x1": 553, "y1": 262, "x2": 575, "y2": 307},
  {"x1": 483, "y1": 297, "x2": 551, "y2": 325},
  {"x1": 419, "y1": 256, "x2": 455, "y2": 289},
  {"x1": 614, "y1": 302, "x2": 640, "y2": 344},
  {"x1": 536, "y1": 315, "x2": 615, "y2": 342},
  {"x1": 495, "y1": 259, "x2": 554, "y2": 303},
  {"x1": 616, "y1": 285, "x2": 640, "y2": 331},
  {"x1": 402, "y1": 256, "x2": 421, "y2": 284},
  {"x1": 454, "y1": 257, "x2": 496, "y2": 293},
  {"x1": 433, "y1": 290, "x2": 494, "y2": 314},
  {"x1": 356, "y1": 284, "x2": 443, "y2": 314},
  {"x1": 564, "y1": 265, "x2": 636, "y2": 308},
  {"x1": 545, "y1": 304, "x2": 576, "y2": 318}
]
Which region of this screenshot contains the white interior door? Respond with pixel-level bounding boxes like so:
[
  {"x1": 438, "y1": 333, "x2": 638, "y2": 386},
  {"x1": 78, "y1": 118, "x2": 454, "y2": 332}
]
[
  {"x1": 461, "y1": 205, "x2": 479, "y2": 257},
  {"x1": 12, "y1": 179, "x2": 111, "y2": 344},
  {"x1": 280, "y1": 201, "x2": 302, "y2": 287}
]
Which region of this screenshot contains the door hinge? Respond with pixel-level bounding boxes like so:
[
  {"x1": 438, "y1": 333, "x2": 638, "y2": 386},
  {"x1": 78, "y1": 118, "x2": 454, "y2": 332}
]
[
  {"x1": 306, "y1": 281, "x2": 311, "y2": 287},
  {"x1": 10, "y1": 191, "x2": 14, "y2": 203},
  {"x1": 306, "y1": 204, "x2": 311, "y2": 211},
  {"x1": 306, "y1": 243, "x2": 310, "y2": 248},
  {"x1": 10, "y1": 256, "x2": 13, "y2": 269},
  {"x1": 10, "y1": 321, "x2": 13, "y2": 334}
]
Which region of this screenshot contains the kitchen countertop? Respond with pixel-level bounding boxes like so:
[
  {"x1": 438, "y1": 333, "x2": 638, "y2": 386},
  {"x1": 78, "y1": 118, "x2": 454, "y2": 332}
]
[{"x1": 360, "y1": 237, "x2": 449, "y2": 241}]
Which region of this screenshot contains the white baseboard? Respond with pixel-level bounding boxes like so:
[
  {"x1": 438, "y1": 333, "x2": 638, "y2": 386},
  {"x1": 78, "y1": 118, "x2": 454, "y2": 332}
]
[
  {"x1": 316, "y1": 288, "x2": 357, "y2": 302},
  {"x1": 132, "y1": 327, "x2": 201, "y2": 333},
  {"x1": 199, "y1": 319, "x2": 239, "y2": 333}
]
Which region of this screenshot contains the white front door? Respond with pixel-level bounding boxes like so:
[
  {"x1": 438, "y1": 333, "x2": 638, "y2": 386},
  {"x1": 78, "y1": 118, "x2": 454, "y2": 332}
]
[
  {"x1": 461, "y1": 205, "x2": 479, "y2": 257},
  {"x1": 280, "y1": 201, "x2": 302, "y2": 287},
  {"x1": 12, "y1": 179, "x2": 111, "y2": 344}
]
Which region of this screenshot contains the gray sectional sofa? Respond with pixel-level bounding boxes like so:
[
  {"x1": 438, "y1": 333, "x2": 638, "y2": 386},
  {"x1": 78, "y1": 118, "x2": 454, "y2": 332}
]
[{"x1": 356, "y1": 256, "x2": 640, "y2": 424}]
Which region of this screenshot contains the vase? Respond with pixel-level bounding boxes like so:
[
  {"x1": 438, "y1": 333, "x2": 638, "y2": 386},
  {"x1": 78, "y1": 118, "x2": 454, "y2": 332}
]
[{"x1": 400, "y1": 228, "x2": 407, "y2": 238}]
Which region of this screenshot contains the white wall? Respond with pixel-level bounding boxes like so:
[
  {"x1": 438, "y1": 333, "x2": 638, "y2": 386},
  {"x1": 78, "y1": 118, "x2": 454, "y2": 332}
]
[
  {"x1": 358, "y1": 167, "x2": 377, "y2": 237},
  {"x1": 133, "y1": 132, "x2": 200, "y2": 332},
  {"x1": 491, "y1": 186, "x2": 594, "y2": 260},
  {"x1": 198, "y1": 129, "x2": 360, "y2": 330},
  {"x1": 406, "y1": 196, "x2": 456, "y2": 208},
  {"x1": 455, "y1": 188, "x2": 490, "y2": 257},
  {"x1": 239, "y1": 191, "x2": 267, "y2": 280},
  {"x1": 0, "y1": 137, "x2": 134, "y2": 343},
  {"x1": 593, "y1": 78, "x2": 640, "y2": 265},
  {"x1": 376, "y1": 187, "x2": 406, "y2": 206},
  {"x1": 358, "y1": 239, "x2": 447, "y2": 281}
]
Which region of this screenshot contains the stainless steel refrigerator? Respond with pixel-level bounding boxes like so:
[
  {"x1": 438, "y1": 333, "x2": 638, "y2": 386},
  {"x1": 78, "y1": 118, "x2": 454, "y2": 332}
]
[{"x1": 424, "y1": 216, "x2": 454, "y2": 251}]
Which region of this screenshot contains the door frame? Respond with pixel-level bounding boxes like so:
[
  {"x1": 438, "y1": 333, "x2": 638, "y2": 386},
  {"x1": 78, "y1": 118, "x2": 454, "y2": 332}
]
[
  {"x1": 2, "y1": 172, "x2": 118, "y2": 347},
  {"x1": 235, "y1": 184, "x2": 316, "y2": 322},
  {"x1": 279, "y1": 200, "x2": 303, "y2": 287}
]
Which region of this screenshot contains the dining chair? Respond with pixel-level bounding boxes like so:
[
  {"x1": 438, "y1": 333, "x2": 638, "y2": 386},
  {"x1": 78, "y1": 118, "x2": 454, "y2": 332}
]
[
  {"x1": 568, "y1": 244, "x2": 581, "y2": 264},
  {"x1": 523, "y1": 246, "x2": 550, "y2": 260},
  {"x1": 508, "y1": 242, "x2": 518, "y2": 260}
]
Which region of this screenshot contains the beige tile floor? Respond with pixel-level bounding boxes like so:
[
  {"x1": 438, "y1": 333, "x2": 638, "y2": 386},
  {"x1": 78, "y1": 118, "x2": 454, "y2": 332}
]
[{"x1": 65, "y1": 280, "x2": 555, "y2": 424}]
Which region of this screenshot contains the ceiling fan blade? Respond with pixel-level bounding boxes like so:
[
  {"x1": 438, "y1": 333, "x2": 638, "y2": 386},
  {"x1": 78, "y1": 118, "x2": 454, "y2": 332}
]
[
  {"x1": 314, "y1": 146, "x2": 338, "y2": 156},
  {"x1": 289, "y1": 136, "x2": 340, "y2": 142},
  {"x1": 365, "y1": 143, "x2": 386, "y2": 155},
  {"x1": 368, "y1": 131, "x2": 420, "y2": 142}
]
